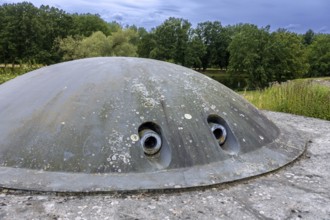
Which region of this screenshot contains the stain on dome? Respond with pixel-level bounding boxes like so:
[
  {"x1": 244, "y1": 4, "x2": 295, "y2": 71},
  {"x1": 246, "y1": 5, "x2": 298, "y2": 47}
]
[{"x1": 0, "y1": 57, "x2": 306, "y2": 192}]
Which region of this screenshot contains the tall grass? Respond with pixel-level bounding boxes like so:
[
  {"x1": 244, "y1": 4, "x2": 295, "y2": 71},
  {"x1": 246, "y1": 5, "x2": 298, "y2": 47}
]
[
  {"x1": 242, "y1": 80, "x2": 330, "y2": 120},
  {"x1": 0, "y1": 72, "x2": 18, "y2": 84},
  {"x1": 0, "y1": 64, "x2": 42, "y2": 84}
]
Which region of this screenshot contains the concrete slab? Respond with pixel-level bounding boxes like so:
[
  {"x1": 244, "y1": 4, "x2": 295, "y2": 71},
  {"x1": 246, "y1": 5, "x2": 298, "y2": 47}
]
[{"x1": 0, "y1": 111, "x2": 329, "y2": 220}]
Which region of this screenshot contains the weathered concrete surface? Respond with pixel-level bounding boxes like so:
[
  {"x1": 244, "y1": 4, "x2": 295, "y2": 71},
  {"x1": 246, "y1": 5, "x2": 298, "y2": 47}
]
[{"x1": 0, "y1": 111, "x2": 329, "y2": 220}]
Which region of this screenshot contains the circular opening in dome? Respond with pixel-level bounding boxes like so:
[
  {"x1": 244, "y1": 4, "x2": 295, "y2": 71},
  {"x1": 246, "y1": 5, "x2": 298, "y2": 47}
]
[
  {"x1": 213, "y1": 128, "x2": 223, "y2": 140},
  {"x1": 144, "y1": 136, "x2": 158, "y2": 149},
  {"x1": 209, "y1": 123, "x2": 227, "y2": 146},
  {"x1": 140, "y1": 131, "x2": 162, "y2": 155},
  {"x1": 138, "y1": 122, "x2": 163, "y2": 155}
]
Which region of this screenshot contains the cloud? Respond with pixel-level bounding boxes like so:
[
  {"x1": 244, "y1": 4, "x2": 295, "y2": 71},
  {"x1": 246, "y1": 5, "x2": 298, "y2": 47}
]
[
  {"x1": 2, "y1": 0, "x2": 329, "y2": 33},
  {"x1": 317, "y1": 26, "x2": 329, "y2": 33},
  {"x1": 112, "y1": 13, "x2": 124, "y2": 21},
  {"x1": 284, "y1": 24, "x2": 301, "y2": 31}
]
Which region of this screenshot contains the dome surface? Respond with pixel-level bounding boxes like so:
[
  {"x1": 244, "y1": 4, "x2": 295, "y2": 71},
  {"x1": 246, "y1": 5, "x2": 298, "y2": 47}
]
[{"x1": 0, "y1": 57, "x2": 305, "y2": 192}]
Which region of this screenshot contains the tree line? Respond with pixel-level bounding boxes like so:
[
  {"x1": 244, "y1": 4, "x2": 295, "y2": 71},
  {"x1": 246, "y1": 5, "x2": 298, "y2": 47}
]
[{"x1": 1, "y1": 2, "x2": 329, "y2": 88}]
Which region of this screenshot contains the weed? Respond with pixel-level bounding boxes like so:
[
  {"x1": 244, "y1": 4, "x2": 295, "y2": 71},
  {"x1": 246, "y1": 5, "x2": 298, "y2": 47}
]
[
  {"x1": 0, "y1": 64, "x2": 42, "y2": 84},
  {"x1": 242, "y1": 80, "x2": 330, "y2": 120}
]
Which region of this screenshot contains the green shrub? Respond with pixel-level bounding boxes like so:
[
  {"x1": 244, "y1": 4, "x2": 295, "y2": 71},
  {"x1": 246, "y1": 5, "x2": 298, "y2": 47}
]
[{"x1": 242, "y1": 80, "x2": 330, "y2": 120}]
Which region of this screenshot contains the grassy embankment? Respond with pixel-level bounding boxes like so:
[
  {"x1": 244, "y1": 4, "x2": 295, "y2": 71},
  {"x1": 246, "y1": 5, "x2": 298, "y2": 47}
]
[
  {"x1": 241, "y1": 79, "x2": 330, "y2": 120},
  {"x1": 202, "y1": 69, "x2": 330, "y2": 120}
]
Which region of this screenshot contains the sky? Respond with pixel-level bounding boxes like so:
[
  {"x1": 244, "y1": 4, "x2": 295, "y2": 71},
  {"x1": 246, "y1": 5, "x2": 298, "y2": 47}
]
[{"x1": 2, "y1": 0, "x2": 330, "y2": 33}]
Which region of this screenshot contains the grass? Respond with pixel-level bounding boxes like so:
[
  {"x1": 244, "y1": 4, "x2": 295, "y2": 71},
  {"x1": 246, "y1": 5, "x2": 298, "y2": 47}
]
[
  {"x1": 0, "y1": 64, "x2": 42, "y2": 84},
  {"x1": 0, "y1": 72, "x2": 20, "y2": 84},
  {"x1": 241, "y1": 79, "x2": 330, "y2": 120}
]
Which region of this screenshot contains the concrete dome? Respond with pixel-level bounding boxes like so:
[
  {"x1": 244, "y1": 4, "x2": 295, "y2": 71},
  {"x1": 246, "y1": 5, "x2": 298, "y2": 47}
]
[{"x1": 0, "y1": 57, "x2": 305, "y2": 192}]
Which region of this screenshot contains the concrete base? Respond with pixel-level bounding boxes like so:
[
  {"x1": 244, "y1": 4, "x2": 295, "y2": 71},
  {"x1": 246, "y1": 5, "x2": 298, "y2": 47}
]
[{"x1": 1, "y1": 111, "x2": 329, "y2": 219}]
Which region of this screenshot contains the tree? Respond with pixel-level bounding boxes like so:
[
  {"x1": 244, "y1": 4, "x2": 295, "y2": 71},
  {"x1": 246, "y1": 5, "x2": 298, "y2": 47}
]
[
  {"x1": 151, "y1": 17, "x2": 191, "y2": 65},
  {"x1": 108, "y1": 21, "x2": 121, "y2": 33},
  {"x1": 56, "y1": 35, "x2": 84, "y2": 60},
  {"x1": 185, "y1": 35, "x2": 206, "y2": 69},
  {"x1": 137, "y1": 31, "x2": 156, "y2": 58},
  {"x1": 0, "y1": 2, "x2": 75, "y2": 64},
  {"x1": 70, "y1": 13, "x2": 111, "y2": 37},
  {"x1": 194, "y1": 21, "x2": 231, "y2": 70},
  {"x1": 0, "y1": 5, "x2": 6, "y2": 64},
  {"x1": 58, "y1": 29, "x2": 138, "y2": 60},
  {"x1": 38, "y1": 5, "x2": 73, "y2": 63},
  {"x1": 194, "y1": 21, "x2": 221, "y2": 70},
  {"x1": 0, "y1": 2, "x2": 43, "y2": 64},
  {"x1": 307, "y1": 34, "x2": 330, "y2": 77},
  {"x1": 228, "y1": 24, "x2": 271, "y2": 88},
  {"x1": 303, "y1": 29, "x2": 315, "y2": 45},
  {"x1": 79, "y1": 31, "x2": 111, "y2": 57},
  {"x1": 212, "y1": 26, "x2": 232, "y2": 69},
  {"x1": 268, "y1": 30, "x2": 308, "y2": 81},
  {"x1": 137, "y1": 27, "x2": 148, "y2": 39},
  {"x1": 110, "y1": 29, "x2": 138, "y2": 57},
  {"x1": 228, "y1": 25, "x2": 309, "y2": 88}
]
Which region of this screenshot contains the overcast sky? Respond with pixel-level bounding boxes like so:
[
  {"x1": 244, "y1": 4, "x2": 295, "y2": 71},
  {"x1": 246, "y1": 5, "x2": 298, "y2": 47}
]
[{"x1": 2, "y1": 0, "x2": 330, "y2": 33}]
